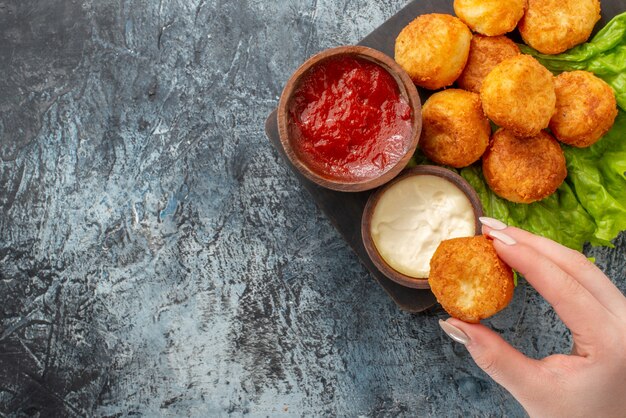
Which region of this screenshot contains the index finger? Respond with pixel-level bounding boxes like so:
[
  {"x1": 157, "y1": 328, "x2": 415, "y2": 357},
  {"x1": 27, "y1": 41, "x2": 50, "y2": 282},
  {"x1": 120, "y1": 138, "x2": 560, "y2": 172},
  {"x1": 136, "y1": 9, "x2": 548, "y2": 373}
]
[
  {"x1": 480, "y1": 218, "x2": 626, "y2": 317},
  {"x1": 486, "y1": 228, "x2": 611, "y2": 340}
]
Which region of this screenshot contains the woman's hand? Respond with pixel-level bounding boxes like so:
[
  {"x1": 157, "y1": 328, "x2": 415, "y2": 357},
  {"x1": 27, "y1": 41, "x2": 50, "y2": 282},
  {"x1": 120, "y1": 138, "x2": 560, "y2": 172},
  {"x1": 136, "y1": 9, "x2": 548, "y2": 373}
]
[{"x1": 439, "y1": 217, "x2": 626, "y2": 418}]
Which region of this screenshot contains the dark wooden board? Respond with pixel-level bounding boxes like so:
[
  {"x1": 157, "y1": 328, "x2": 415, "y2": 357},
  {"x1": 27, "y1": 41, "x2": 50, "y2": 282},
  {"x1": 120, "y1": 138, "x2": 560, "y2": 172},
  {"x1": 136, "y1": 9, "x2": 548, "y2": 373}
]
[{"x1": 265, "y1": 0, "x2": 624, "y2": 313}]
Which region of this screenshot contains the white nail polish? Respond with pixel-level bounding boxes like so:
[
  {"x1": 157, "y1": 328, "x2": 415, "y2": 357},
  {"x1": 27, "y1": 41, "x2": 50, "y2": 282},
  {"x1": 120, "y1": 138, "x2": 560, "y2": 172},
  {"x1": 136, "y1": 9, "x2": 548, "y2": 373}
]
[
  {"x1": 488, "y1": 230, "x2": 517, "y2": 245},
  {"x1": 439, "y1": 319, "x2": 470, "y2": 345},
  {"x1": 479, "y1": 216, "x2": 508, "y2": 231}
]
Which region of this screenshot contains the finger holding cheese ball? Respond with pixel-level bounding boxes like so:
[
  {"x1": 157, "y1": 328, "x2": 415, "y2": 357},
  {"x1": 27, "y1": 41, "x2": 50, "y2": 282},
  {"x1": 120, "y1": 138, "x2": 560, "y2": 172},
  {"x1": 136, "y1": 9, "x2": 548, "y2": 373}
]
[
  {"x1": 550, "y1": 71, "x2": 618, "y2": 148},
  {"x1": 457, "y1": 35, "x2": 521, "y2": 94},
  {"x1": 480, "y1": 55, "x2": 556, "y2": 138},
  {"x1": 429, "y1": 235, "x2": 514, "y2": 324},
  {"x1": 420, "y1": 89, "x2": 490, "y2": 168},
  {"x1": 482, "y1": 129, "x2": 567, "y2": 204},
  {"x1": 453, "y1": 0, "x2": 527, "y2": 36},
  {"x1": 394, "y1": 14, "x2": 471, "y2": 90}
]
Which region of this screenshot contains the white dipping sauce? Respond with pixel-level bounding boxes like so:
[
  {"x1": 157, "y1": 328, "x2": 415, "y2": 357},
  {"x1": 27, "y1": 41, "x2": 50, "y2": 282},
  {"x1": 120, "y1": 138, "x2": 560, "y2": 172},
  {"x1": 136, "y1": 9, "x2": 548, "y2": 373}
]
[{"x1": 370, "y1": 174, "x2": 476, "y2": 278}]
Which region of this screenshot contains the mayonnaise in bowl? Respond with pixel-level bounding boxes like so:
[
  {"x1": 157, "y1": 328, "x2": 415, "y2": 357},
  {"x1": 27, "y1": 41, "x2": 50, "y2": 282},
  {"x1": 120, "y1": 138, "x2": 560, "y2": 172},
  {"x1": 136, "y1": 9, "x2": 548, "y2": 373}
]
[{"x1": 362, "y1": 166, "x2": 483, "y2": 288}]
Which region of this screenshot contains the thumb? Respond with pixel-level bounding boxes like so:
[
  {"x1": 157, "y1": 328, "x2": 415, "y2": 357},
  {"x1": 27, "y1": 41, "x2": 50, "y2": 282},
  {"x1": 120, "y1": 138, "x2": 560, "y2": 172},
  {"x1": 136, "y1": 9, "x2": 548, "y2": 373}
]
[{"x1": 440, "y1": 318, "x2": 548, "y2": 401}]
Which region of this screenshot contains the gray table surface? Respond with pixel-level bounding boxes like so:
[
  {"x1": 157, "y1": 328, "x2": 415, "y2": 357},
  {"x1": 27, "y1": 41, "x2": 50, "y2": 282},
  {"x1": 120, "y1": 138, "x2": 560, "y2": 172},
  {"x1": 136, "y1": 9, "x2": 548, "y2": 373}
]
[{"x1": 1, "y1": 0, "x2": 625, "y2": 416}]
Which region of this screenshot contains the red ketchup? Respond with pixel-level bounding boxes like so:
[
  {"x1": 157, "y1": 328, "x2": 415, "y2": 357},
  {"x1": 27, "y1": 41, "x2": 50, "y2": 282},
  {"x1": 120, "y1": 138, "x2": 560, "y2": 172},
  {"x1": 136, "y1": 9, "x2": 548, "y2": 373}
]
[{"x1": 288, "y1": 55, "x2": 412, "y2": 182}]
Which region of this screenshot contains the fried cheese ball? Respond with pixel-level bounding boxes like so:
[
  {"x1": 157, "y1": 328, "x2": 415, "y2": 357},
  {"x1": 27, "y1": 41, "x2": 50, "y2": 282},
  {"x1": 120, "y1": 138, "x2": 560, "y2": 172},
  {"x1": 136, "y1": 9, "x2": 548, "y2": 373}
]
[
  {"x1": 519, "y1": 0, "x2": 601, "y2": 55},
  {"x1": 483, "y1": 129, "x2": 567, "y2": 203},
  {"x1": 429, "y1": 235, "x2": 514, "y2": 323},
  {"x1": 457, "y1": 35, "x2": 521, "y2": 93},
  {"x1": 420, "y1": 89, "x2": 490, "y2": 168},
  {"x1": 395, "y1": 14, "x2": 471, "y2": 90},
  {"x1": 550, "y1": 71, "x2": 618, "y2": 148},
  {"x1": 453, "y1": 0, "x2": 527, "y2": 36},
  {"x1": 480, "y1": 55, "x2": 556, "y2": 137}
]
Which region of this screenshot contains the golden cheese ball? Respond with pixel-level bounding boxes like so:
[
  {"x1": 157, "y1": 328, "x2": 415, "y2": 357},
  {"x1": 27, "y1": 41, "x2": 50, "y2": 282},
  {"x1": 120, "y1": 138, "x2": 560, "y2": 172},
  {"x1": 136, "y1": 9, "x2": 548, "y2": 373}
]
[
  {"x1": 457, "y1": 34, "x2": 521, "y2": 93},
  {"x1": 420, "y1": 89, "x2": 491, "y2": 168},
  {"x1": 454, "y1": 0, "x2": 527, "y2": 36},
  {"x1": 550, "y1": 71, "x2": 618, "y2": 148},
  {"x1": 429, "y1": 235, "x2": 514, "y2": 324},
  {"x1": 519, "y1": 0, "x2": 601, "y2": 55},
  {"x1": 482, "y1": 129, "x2": 567, "y2": 203},
  {"x1": 395, "y1": 14, "x2": 471, "y2": 90},
  {"x1": 480, "y1": 55, "x2": 556, "y2": 137}
]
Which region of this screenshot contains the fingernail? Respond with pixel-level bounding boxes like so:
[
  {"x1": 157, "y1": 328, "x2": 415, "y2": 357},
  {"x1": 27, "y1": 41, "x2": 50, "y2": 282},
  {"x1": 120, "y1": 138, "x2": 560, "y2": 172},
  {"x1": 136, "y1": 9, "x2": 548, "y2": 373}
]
[
  {"x1": 479, "y1": 216, "x2": 508, "y2": 230},
  {"x1": 488, "y1": 230, "x2": 517, "y2": 245},
  {"x1": 439, "y1": 319, "x2": 470, "y2": 345}
]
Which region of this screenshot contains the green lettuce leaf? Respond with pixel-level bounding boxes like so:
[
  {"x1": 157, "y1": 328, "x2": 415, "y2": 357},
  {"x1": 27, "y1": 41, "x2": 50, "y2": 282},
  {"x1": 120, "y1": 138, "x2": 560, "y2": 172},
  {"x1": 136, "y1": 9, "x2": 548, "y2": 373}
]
[{"x1": 561, "y1": 111, "x2": 626, "y2": 246}]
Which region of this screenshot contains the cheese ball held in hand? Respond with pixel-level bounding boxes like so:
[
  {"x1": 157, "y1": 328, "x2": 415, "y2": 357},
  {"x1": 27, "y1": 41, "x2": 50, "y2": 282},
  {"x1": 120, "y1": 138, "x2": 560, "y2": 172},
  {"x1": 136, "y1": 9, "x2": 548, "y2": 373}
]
[
  {"x1": 519, "y1": 0, "x2": 600, "y2": 55},
  {"x1": 550, "y1": 71, "x2": 618, "y2": 148},
  {"x1": 429, "y1": 235, "x2": 514, "y2": 324},
  {"x1": 420, "y1": 89, "x2": 490, "y2": 168},
  {"x1": 454, "y1": 0, "x2": 527, "y2": 36},
  {"x1": 395, "y1": 14, "x2": 471, "y2": 90},
  {"x1": 482, "y1": 129, "x2": 567, "y2": 204},
  {"x1": 457, "y1": 35, "x2": 520, "y2": 94},
  {"x1": 480, "y1": 55, "x2": 555, "y2": 137}
]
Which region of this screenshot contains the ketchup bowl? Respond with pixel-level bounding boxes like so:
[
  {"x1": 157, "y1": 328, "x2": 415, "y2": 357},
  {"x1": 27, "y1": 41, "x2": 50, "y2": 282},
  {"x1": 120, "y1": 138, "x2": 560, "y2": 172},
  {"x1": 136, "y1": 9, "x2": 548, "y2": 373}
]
[{"x1": 277, "y1": 46, "x2": 422, "y2": 192}]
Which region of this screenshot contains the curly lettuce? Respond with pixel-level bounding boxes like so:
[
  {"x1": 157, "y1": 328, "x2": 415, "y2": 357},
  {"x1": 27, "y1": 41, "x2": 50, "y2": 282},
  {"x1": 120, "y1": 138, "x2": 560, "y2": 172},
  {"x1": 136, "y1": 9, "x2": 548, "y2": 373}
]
[{"x1": 561, "y1": 111, "x2": 626, "y2": 246}]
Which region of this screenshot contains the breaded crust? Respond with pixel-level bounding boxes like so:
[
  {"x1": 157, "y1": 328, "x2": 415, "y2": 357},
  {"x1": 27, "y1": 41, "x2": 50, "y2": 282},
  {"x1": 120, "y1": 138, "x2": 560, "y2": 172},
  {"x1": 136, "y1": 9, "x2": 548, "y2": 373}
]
[
  {"x1": 420, "y1": 89, "x2": 491, "y2": 168},
  {"x1": 394, "y1": 14, "x2": 471, "y2": 90},
  {"x1": 482, "y1": 129, "x2": 567, "y2": 203},
  {"x1": 550, "y1": 71, "x2": 618, "y2": 148},
  {"x1": 480, "y1": 55, "x2": 556, "y2": 137},
  {"x1": 454, "y1": 0, "x2": 527, "y2": 36},
  {"x1": 457, "y1": 35, "x2": 520, "y2": 94},
  {"x1": 429, "y1": 236, "x2": 514, "y2": 323},
  {"x1": 519, "y1": 0, "x2": 600, "y2": 55}
]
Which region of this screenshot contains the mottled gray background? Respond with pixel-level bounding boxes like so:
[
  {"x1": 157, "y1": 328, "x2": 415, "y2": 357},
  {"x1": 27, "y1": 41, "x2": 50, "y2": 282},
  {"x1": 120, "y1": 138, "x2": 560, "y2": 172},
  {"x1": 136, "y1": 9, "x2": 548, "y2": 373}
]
[{"x1": 0, "y1": 0, "x2": 624, "y2": 416}]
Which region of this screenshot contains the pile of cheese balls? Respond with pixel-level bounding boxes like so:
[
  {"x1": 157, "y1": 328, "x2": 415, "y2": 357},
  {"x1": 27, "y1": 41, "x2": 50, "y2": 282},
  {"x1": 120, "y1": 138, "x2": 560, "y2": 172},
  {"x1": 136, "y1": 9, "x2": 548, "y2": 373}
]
[{"x1": 394, "y1": 0, "x2": 617, "y2": 204}]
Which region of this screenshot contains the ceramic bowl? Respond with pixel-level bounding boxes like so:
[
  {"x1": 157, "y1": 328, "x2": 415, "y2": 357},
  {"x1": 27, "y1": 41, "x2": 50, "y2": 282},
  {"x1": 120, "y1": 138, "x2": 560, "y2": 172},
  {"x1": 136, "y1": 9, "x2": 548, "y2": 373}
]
[
  {"x1": 277, "y1": 45, "x2": 421, "y2": 192},
  {"x1": 361, "y1": 165, "x2": 484, "y2": 289}
]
